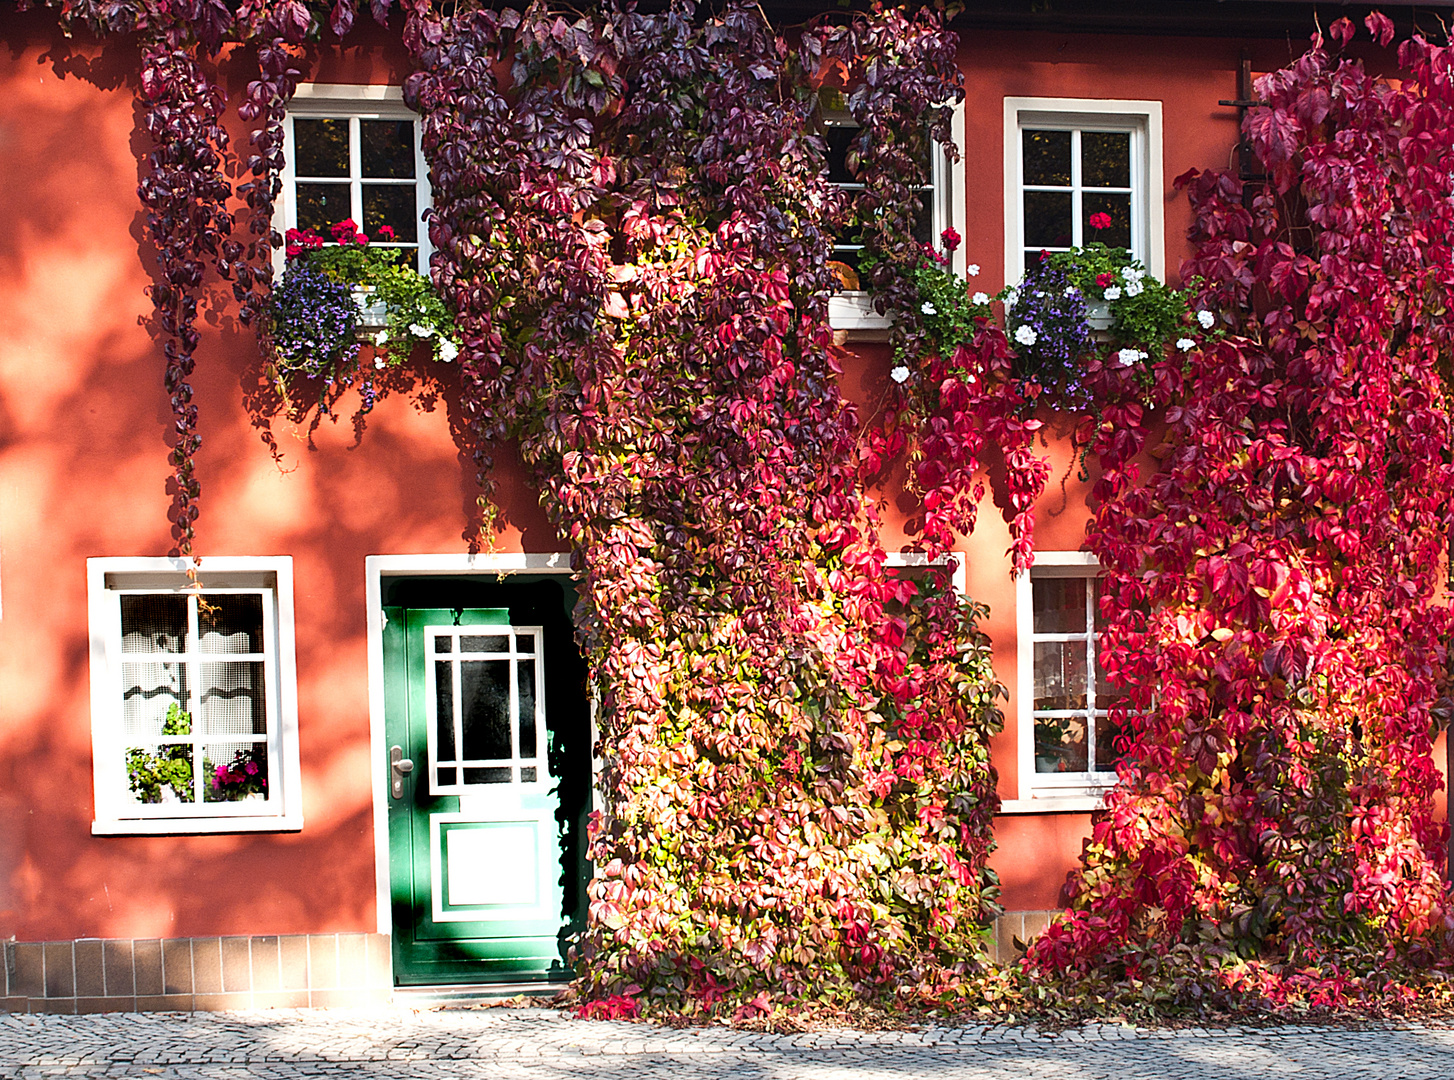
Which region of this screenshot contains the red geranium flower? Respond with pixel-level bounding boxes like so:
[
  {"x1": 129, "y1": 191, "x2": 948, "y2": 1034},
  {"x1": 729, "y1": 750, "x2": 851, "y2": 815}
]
[
  {"x1": 330, "y1": 219, "x2": 359, "y2": 242},
  {"x1": 1089, "y1": 212, "x2": 1113, "y2": 231},
  {"x1": 1096, "y1": 271, "x2": 1116, "y2": 287},
  {"x1": 377, "y1": 225, "x2": 396, "y2": 241},
  {"x1": 940, "y1": 226, "x2": 961, "y2": 253}
]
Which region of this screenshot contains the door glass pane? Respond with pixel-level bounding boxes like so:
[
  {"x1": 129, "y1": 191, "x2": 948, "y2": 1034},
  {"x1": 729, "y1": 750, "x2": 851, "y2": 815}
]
[
  {"x1": 1023, "y1": 129, "x2": 1071, "y2": 185},
  {"x1": 362, "y1": 185, "x2": 418, "y2": 243},
  {"x1": 516, "y1": 633, "x2": 535, "y2": 654},
  {"x1": 197, "y1": 663, "x2": 265, "y2": 736},
  {"x1": 121, "y1": 594, "x2": 188, "y2": 653},
  {"x1": 460, "y1": 660, "x2": 512, "y2": 760},
  {"x1": 297, "y1": 182, "x2": 351, "y2": 233},
  {"x1": 294, "y1": 118, "x2": 349, "y2": 177},
  {"x1": 460, "y1": 635, "x2": 508, "y2": 653},
  {"x1": 518, "y1": 660, "x2": 537, "y2": 760},
  {"x1": 1033, "y1": 578, "x2": 1087, "y2": 633},
  {"x1": 464, "y1": 766, "x2": 513, "y2": 784},
  {"x1": 521, "y1": 766, "x2": 537, "y2": 783},
  {"x1": 199, "y1": 594, "x2": 264, "y2": 654},
  {"x1": 361, "y1": 120, "x2": 415, "y2": 178},
  {"x1": 434, "y1": 635, "x2": 452, "y2": 653},
  {"x1": 1023, "y1": 190, "x2": 1073, "y2": 248},
  {"x1": 1082, "y1": 131, "x2": 1130, "y2": 187},
  {"x1": 1034, "y1": 641, "x2": 1087, "y2": 711},
  {"x1": 1083, "y1": 192, "x2": 1131, "y2": 248},
  {"x1": 435, "y1": 660, "x2": 456, "y2": 761},
  {"x1": 1035, "y1": 715, "x2": 1088, "y2": 773},
  {"x1": 203, "y1": 742, "x2": 268, "y2": 802}
]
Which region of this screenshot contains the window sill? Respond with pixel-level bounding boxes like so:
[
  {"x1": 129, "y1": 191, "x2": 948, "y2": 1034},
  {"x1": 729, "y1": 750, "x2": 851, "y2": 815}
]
[
  {"x1": 828, "y1": 290, "x2": 893, "y2": 339},
  {"x1": 998, "y1": 794, "x2": 1107, "y2": 814},
  {"x1": 92, "y1": 815, "x2": 304, "y2": 836}
]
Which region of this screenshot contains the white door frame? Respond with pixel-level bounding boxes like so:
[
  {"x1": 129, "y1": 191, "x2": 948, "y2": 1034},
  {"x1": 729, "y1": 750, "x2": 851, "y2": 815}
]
[{"x1": 364, "y1": 553, "x2": 578, "y2": 942}]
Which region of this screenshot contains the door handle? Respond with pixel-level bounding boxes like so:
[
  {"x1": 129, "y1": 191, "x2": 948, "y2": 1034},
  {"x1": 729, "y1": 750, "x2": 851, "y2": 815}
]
[{"x1": 390, "y1": 745, "x2": 415, "y2": 799}]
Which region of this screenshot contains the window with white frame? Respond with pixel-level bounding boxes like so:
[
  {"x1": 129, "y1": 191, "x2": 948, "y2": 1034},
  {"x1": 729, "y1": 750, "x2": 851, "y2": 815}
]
[
  {"x1": 88, "y1": 558, "x2": 301, "y2": 835},
  {"x1": 280, "y1": 86, "x2": 432, "y2": 273},
  {"x1": 1015, "y1": 554, "x2": 1126, "y2": 802},
  {"x1": 1003, "y1": 97, "x2": 1163, "y2": 287},
  {"x1": 825, "y1": 101, "x2": 967, "y2": 333}
]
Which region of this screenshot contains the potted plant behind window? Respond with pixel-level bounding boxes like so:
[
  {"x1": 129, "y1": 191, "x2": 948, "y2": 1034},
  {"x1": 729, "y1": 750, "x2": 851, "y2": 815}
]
[{"x1": 126, "y1": 703, "x2": 194, "y2": 803}]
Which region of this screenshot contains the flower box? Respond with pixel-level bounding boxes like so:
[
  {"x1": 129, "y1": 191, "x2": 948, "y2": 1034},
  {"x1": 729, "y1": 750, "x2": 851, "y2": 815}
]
[{"x1": 352, "y1": 285, "x2": 389, "y2": 330}]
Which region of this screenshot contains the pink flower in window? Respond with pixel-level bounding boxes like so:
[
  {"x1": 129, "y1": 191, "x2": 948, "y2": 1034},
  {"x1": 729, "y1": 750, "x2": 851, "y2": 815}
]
[{"x1": 1089, "y1": 212, "x2": 1113, "y2": 231}]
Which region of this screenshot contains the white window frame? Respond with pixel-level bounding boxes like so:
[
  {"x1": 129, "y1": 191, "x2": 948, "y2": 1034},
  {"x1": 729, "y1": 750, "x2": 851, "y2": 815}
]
[
  {"x1": 828, "y1": 100, "x2": 968, "y2": 335},
  {"x1": 1003, "y1": 551, "x2": 1117, "y2": 813},
  {"x1": 277, "y1": 84, "x2": 433, "y2": 277},
  {"x1": 87, "y1": 557, "x2": 303, "y2": 835},
  {"x1": 1003, "y1": 97, "x2": 1164, "y2": 289}
]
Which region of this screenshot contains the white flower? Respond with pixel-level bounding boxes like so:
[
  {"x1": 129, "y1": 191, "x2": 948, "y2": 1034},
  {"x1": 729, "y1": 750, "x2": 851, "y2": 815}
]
[
  {"x1": 439, "y1": 339, "x2": 460, "y2": 363},
  {"x1": 1063, "y1": 286, "x2": 1080, "y2": 298},
  {"x1": 1014, "y1": 324, "x2": 1038, "y2": 346},
  {"x1": 1003, "y1": 290, "x2": 1017, "y2": 311},
  {"x1": 890, "y1": 365, "x2": 911, "y2": 383},
  {"x1": 375, "y1": 330, "x2": 389, "y2": 345},
  {"x1": 972, "y1": 291, "x2": 990, "y2": 305},
  {"x1": 1116, "y1": 347, "x2": 1141, "y2": 366},
  {"x1": 1196, "y1": 309, "x2": 1216, "y2": 329},
  {"x1": 1124, "y1": 280, "x2": 1144, "y2": 297},
  {"x1": 921, "y1": 301, "x2": 937, "y2": 316},
  {"x1": 409, "y1": 323, "x2": 435, "y2": 338},
  {"x1": 1121, "y1": 265, "x2": 1143, "y2": 282},
  {"x1": 1103, "y1": 286, "x2": 1123, "y2": 301},
  {"x1": 1176, "y1": 337, "x2": 1196, "y2": 352},
  {"x1": 967, "y1": 263, "x2": 980, "y2": 276},
  {"x1": 374, "y1": 355, "x2": 387, "y2": 370}
]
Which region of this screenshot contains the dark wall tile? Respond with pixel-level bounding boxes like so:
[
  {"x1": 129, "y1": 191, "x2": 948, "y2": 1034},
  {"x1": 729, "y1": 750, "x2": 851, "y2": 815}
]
[
  {"x1": 42, "y1": 942, "x2": 74, "y2": 998},
  {"x1": 133, "y1": 940, "x2": 163, "y2": 997},
  {"x1": 220, "y1": 937, "x2": 251, "y2": 993},
  {"x1": 77, "y1": 996, "x2": 131, "y2": 1015},
  {"x1": 73, "y1": 941, "x2": 105, "y2": 998},
  {"x1": 191, "y1": 937, "x2": 222, "y2": 994},
  {"x1": 102, "y1": 940, "x2": 134, "y2": 998},
  {"x1": 8, "y1": 944, "x2": 43, "y2": 998},
  {"x1": 162, "y1": 939, "x2": 193, "y2": 995}
]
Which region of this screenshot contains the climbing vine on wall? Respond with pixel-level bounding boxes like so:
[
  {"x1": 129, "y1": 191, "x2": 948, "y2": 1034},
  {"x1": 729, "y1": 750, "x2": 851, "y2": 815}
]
[{"x1": 1028, "y1": 12, "x2": 1454, "y2": 1011}]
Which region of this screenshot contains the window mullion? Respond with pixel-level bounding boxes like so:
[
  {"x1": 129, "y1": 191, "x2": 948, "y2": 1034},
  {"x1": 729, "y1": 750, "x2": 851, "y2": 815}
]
[
  {"x1": 186, "y1": 592, "x2": 202, "y2": 804},
  {"x1": 350, "y1": 115, "x2": 363, "y2": 230},
  {"x1": 1085, "y1": 583, "x2": 1097, "y2": 773},
  {"x1": 1070, "y1": 128, "x2": 1083, "y2": 247}
]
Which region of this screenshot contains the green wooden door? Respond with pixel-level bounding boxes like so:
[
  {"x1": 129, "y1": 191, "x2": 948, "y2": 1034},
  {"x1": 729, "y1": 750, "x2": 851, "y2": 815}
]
[{"x1": 385, "y1": 607, "x2": 571, "y2": 984}]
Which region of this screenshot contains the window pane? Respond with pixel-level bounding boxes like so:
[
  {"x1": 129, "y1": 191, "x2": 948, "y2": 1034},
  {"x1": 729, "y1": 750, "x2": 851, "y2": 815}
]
[
  {"x1": 1024, "y1": 190, "x2": 1073, "y2": 249},
  {"x1": 825, "y1": 124, "x2": 857, "y2": 184},
  {"x1": 125, "y1": 743, "x2": 194, "y2": 803},
  {"x1": 1082, "y1": 131, "x2": 1130, "y2": 188},
  {"x1": 1033, "y1": 578, "x2": 1087, "y2": 633},
  {"x1": 518, "y1": 660, "x2": 537, "y2": 760},
  {"x1": 1092, "y1": 711, "x2": 1126, "y2": 774},
  {"x1": 361, "y1": 120, "x2": 415, "y2": 179},
  {"x1": 1035, "y1": 715, "x2": 1088, "y2": 773},
  {"x1": 199, "y1": 594, "x2": 263, "y2": 654},
  {"x1": 434, "y1": 635, "x2": 452, "y2": 653},
  {"x1": 1083, "y1": 193, "x2": 1131, "y2": 248},
  {"x1": 362, "y1": 184, "x2": 418, "y2": 244},
  {"x1": 516, "y1": 633, "x2": 536, "y2": 655},
  {"x1": 1023, "y1": 129, "x2": 1071, "y2": 186},
  {"x1": 436, "y1": 660, "x2": 456, "y2": 762},
  {"x1": 460, "y1": 659, "x2": 512, "y2": 760},
  {"x1": 912, "y1": 195, "x2": 933, "y2": 246},
  {"x1": 521, "y1": 766, "x2": 537, "y2": 783},
  {"x1": 296, "y1": 182, "x2": 351, "y2": 233},
  {"x1": 1095, "y1": 648, "x2": 1129, "y2": 706},
  {"x1": 198, "y1": 663, "x2": 266, "y2": 736},
  {"x1": 294, "y1": 119, "x2": 349, "y2": 177},
  {"x1": 121, "y1": 594, "x2": 187, "y2": 653},
  {"x1": 122, "y1": 667, "x2": 188, "y2": 736},
  {"x1": 202, "y1": 742, "x2": 269, "y2": 802},
  {"x1": 1033, "y1": 640, "x2": 1088, "y2": 711}
]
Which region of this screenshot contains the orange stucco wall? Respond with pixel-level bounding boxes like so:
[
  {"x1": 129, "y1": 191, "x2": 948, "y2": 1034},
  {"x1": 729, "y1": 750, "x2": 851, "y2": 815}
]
[{"x1": 0, "y1": 12, "x2": 1438, "y2": 942}]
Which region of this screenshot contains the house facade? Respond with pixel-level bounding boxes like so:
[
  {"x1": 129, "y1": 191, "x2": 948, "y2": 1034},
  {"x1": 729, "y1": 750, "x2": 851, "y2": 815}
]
[{"x1": 0, "y1": 1, "x2": 1443, "y2": 1012}]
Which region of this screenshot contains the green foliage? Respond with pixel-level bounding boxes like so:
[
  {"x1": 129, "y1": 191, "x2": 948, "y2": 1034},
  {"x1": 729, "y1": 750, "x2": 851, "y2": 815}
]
[{"x1": 126, "y1": 703, "x2": 194, "y2": 804}]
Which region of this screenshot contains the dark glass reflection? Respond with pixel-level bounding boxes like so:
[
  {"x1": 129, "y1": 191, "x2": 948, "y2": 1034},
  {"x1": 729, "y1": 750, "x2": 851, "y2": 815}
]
[
  {"x1": 518, "y1": 660, "x2": 537, "y2": 759},
  {"x1": 460, "y1": 660, "x2": 511, "y2": 759},
  {"x1": 1082, "y1": 131, "x2": 1131, "y2": 188},
  {"x1": 363, "y1": 185, "x2": 418, "y2": 243},
  {"x1": 1023, "y1": 129, "x2": 1071, "y2": 186},
  {"x1": 1024, "y1": 190, "x2": 1072, "y2": 248},
  {"x1": 297, "y1": 182, "x2": 350, "y2": 232},
  {"x1": 295, "y1": 119, "x2": 349, "y2": 177},
  {"x1": 1083, "y1": 193, "x2": 1132, "y2": 248},
  {"x1": 436, "y1": 660, "x2": 456, "y2": 761},
  {"x1": 361, "y1": 120, "x2": 416, "y2": 178}
]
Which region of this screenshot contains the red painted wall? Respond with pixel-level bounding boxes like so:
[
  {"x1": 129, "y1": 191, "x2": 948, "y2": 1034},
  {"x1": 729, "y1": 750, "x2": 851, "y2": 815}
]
[{"x1": 0, "y1": 12, "x2": 1436, "y2": 943}]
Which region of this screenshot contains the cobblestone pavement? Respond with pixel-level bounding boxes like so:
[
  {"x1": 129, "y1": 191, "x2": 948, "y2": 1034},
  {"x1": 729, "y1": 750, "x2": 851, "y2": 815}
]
[{"x1": 3, "y1": 1007, "x2": 1454, "y2": 1079}]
